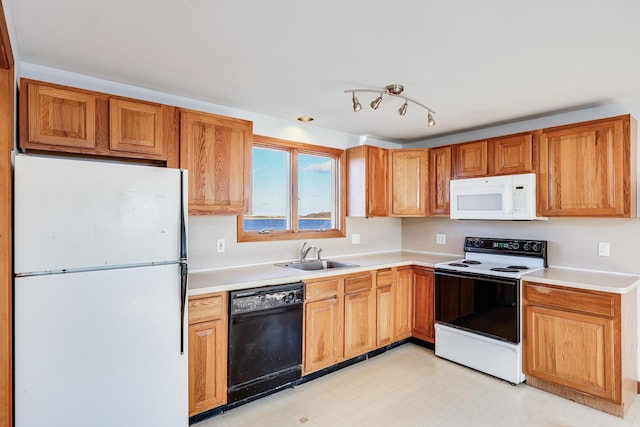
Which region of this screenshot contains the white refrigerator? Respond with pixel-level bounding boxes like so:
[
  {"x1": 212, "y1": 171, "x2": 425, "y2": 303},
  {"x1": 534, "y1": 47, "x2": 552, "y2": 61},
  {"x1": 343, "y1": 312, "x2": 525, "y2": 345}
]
[{"x1": 13, "y1": 154, "x2": 189, "y2": 427}]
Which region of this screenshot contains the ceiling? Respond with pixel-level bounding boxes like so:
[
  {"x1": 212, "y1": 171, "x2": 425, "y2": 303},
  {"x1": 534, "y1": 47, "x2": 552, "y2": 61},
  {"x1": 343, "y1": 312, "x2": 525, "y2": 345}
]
[{"x1": 7, "y1": 0, "x2": 640, "y2": 143}]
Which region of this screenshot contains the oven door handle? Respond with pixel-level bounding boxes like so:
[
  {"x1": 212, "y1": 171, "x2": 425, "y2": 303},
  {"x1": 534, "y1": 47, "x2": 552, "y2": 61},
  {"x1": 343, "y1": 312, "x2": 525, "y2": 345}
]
[{"x1": 434, "y1": 270, "x2": 517, "y2": 286}]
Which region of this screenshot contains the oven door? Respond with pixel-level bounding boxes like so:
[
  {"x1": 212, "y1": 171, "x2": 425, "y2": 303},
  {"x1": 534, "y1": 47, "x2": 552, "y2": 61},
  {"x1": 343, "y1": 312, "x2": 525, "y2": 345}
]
[{"x1": 434, "y1": 270, "x2": 519, "y2": 344}]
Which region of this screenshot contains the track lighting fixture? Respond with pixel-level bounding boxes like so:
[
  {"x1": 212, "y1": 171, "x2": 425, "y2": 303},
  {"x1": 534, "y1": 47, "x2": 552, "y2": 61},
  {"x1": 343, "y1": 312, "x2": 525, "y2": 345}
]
[
  {"x1": 369, "y1": 94, "x2": 383, "y2": 110},
  {"x1": 344, "y1": 84, "x2": 436, "y2": 127},
  {"x1": 398, "y1": 101, "x2": 408, "y2": 116},
  {"x1": 427, "y1": 112, "x2": 436, "y2": 127},
  {"x1": 351, "y1": 93, "x2": 362, "y2": 112}
]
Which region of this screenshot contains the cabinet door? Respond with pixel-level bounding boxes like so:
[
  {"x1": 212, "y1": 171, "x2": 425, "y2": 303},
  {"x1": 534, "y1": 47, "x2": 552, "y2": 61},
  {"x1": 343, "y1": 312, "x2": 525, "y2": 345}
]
[
  {"x1": 367, "y1": 146, "x2": 389, "y2": 216},
  {"x1": 180, "y1": 110, "x2": 252, "y2": 215},
  {"x1": 27, "y1": 83, "x2": 96, "y2": 149},
  {"x1": 493, "y1": 133, "x2": 533, "y2": 175},
  {"x1": 429, "y1": 146, "x2": 451, "y2": 216},
  {"x1": 189, "y1": 319, "x2": 227, "y2": 416},
  {"x1": 346, "y1": 145, "x2": 388, "y2": 217},
  {"x1": 538, "y1": 116, "x2": 634, "y2": 217},
  {"x1": 524, "y1": 305, "x2": 616, "y2": 401},
  {"x1": 109, "y1": 98, "x2": 164, "y2": 157},
  {"x1": 394, "y1": 268, "x2": 413, "y2": 339},
  {"x1": 389, "y1": 149, "x2": 428, "y2": 216},
  {"x1": 343, "y1": 285, "x2": 375, "y2": 359},
  {"x1": 453, "y1": 140, "x2": 487, "y2": 178},
  {"x1": 376, "y1": 285, "x2": 393, "y2": 347},
  {"x1": 412, "y1": 268, "x2": 435, "y2": 343},
  {"x1": 304, "y1": 298, "x2": 340, "y2": 374}
]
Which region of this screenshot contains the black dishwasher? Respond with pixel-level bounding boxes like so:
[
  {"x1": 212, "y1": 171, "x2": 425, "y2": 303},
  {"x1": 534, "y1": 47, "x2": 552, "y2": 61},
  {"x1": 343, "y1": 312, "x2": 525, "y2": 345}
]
[{"x1": 227, "y1": 282, "x2": 304, "y2": 405}]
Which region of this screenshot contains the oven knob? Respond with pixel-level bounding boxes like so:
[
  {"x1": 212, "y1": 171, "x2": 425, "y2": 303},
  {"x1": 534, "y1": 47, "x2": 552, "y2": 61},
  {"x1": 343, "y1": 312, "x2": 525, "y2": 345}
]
[
  {"x1": 473, "y1": 239, "x2": 480, "y2": 247},
  {"x1": 511, "y1": 242, "x2": 519, "y2": 250},
  {"x1": 532, "y1": 243, "x2": 541, "y2": 252},
  {"x1": 523, "y1": 242, "x2": 530, "y2": 251}
]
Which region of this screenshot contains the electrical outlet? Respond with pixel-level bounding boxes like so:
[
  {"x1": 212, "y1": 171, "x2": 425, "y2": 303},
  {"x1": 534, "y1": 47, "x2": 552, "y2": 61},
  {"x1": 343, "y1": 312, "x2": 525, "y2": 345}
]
[
  {"x1": 436, "y1": 234, "x2": 446, "y2": 245},
  {"x1": 352, "y1": 234, "x2": 360, "y2": 244},
  {"x1": 217, "y1": 238, "x2": 225, "y2": 253},
  {"x1": 598, "y1": 242, "x2": 610, "y2": 257}
]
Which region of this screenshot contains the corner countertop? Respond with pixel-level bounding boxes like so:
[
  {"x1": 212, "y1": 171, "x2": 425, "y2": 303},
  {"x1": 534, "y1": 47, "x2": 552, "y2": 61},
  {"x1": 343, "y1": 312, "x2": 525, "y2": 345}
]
[
  {"x1": 188, "y1": 251, "x2": 461, "y2": 296},
  {"x1": 522, "y1": 267, "x2": 640, "y2": 294}
]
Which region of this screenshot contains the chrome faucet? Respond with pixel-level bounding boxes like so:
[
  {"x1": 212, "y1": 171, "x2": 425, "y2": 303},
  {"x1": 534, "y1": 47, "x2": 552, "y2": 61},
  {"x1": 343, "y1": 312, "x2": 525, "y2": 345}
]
[{"x1": 300, "y1": 242, "x2": 322, "y2": 262}]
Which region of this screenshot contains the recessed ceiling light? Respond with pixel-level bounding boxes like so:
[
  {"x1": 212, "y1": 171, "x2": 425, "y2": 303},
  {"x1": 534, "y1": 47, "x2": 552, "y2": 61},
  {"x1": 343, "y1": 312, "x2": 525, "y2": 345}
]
[{"x1": 297, "y1": 116, "x2": 314, "y2": 122}]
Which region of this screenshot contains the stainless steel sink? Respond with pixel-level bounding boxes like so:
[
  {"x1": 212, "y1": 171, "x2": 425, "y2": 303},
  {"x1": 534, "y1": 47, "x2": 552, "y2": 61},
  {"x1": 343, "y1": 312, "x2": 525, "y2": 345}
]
[{"x1": 275, "y1": 259, "x2": 359, "y2": 271}]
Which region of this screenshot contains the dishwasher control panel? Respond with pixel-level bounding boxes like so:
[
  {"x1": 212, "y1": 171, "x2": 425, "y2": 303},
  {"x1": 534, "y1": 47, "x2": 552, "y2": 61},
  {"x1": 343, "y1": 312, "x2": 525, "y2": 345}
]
[{"x1": 230, "y1": 282, "x2": 304, "y2": 315}]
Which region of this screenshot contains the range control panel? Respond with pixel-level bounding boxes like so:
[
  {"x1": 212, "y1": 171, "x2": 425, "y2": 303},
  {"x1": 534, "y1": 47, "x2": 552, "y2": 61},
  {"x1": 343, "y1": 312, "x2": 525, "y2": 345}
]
[{"x1": 464, "y1": 237, "x2": 547, "y2": 259}]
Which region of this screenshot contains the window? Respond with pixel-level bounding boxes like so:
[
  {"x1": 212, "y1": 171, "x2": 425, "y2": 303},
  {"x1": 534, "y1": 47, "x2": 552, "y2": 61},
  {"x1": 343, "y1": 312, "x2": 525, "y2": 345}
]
[{"x1": 237, "y1": 135, "x2": 345, "y2": 242}]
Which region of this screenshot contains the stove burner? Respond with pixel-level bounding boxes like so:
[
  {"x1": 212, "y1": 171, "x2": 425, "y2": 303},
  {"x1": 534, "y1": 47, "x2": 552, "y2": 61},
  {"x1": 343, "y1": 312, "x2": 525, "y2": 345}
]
[
  {"x1": 448, "y1": 263, "x2": 469, "y2": 267},
  {"x1": 490, "y1": 267, "x2": 520, "y2": 273},
  {"x1": 462, "y1": 260, "x2": 481, "y2": 265},
  {"x1": 507, "y1": 265, "x2": 528, "y2": 270}
]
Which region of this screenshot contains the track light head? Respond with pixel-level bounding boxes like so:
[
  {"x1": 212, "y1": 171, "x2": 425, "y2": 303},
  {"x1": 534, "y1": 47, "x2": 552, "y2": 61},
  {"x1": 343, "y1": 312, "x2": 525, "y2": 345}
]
[
  {"x1": 352, "y1": 93, "x2": 362, "y2": 112},
  {"x1": 398, "y1": 101, "x2": 408, "y2": 116},
  {"x1": 427, "y1": 112, "x2": 436, "y2": 127},
  {"x1": 370, "y1": 95, "x2": 383, "y2": 110}
]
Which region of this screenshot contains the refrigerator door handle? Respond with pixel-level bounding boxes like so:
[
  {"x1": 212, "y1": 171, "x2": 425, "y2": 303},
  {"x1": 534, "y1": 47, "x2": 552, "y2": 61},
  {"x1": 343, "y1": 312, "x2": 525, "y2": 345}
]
[
  {"x1": 180, "y1": 170, "x2": 188, "y2": 261},
  {"x1": 180, "y1": 261, "x2": 188, "y2": 354}
]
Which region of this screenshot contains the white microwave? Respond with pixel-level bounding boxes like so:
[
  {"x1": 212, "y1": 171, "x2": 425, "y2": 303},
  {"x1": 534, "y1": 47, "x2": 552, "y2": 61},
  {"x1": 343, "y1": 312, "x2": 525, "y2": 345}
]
[{"x1": 450, "y1": 173, "x2": 545, "y2": 220}]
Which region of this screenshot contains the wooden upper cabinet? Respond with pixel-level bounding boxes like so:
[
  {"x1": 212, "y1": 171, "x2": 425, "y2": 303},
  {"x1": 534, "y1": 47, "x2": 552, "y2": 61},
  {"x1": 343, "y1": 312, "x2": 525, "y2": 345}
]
[
  {"x1": 20, "y1": 78, "x2": 178, "y2": 165},
  {"x1": 109, "y1": 98, "x2": 164, "y2": 158},
  {"x1": 346, "y1": 145, "x2": 388, "y2": 217},
  {"x1": 179, "y1": 110, "x2": 252, "y2": 215},
  {"x1": 453, "y1": 140, "x2": 487, "y2": 178},
  {"x1": 429, "y1": 145, "x2": 452, "y2": 216},
  {"x1": 492, "y1": 132, "x2": 534, "y2": 175},
  {"x1": 26, "y1": 82, "x2": 97, "y2": 149},
  {"x1": 389, "y1": 149, "x2": 428, "y2": 217},
  {"x1": 537, "y1": 115, "x2": 636, "y2": 217}
]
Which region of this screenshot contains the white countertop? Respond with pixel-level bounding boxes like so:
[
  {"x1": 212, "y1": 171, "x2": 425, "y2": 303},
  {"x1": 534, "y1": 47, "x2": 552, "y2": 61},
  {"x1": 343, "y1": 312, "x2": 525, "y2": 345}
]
[
  {"x1": 188, "y1": 251, "x2": 461, "y2": 296},
  {"x1": 189, "y1": 251, "x2": 640, "y2": 296},
  {"x1": 522, "y1": 267, "x2": 640, "y2": 294}
]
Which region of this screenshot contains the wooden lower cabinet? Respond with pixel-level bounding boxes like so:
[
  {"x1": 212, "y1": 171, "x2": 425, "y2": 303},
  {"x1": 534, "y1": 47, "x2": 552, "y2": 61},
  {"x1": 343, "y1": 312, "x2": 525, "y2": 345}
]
[
  {"x1": 523, "y1": 281, "x2": 637, "y2": 417},
  {"x1": 188, "y1": 292, "x2": 228, "y2": 416},
  {"x1": 394, "y1": 267, "x2": 413, "y2": 339},
  {"x1": 303, "y1": 278, "x2": 342, "y2": 375},
  {"x1": 304, "y1": 297, "x2": 340, "y2": 373},
  {"x1": 412, "y1": 267, "x2": 435, "y2": 343},
  {"x1": 376, "y1": 270, "x2": 394, "y2": 347},
  {"x1": 343, "y1": 273, "x2": 376, "y2": 359}
]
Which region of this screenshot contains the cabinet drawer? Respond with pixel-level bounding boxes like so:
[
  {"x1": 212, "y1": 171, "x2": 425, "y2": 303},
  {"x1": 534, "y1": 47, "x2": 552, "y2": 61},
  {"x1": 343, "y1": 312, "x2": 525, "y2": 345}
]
[
  {"x1": 305, "y1": 279, "x2": 339, "y2": 301},
  {"x1": 345, "y1": 274, "x2": 373, "y2": 294},
  {"x1": 188, "y1": 293, "x2": 226, "y2": 324},
  {"x1": 523, "y1": 282, "x2": 616, "y2": 318},
  {"x1": 376, "y1": 269, "x2": 393, "y2": 288}
]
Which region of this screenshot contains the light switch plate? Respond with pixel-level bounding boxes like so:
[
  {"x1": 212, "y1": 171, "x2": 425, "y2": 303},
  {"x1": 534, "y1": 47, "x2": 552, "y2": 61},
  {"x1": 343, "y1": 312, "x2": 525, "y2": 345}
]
[
  {"x1": 217, "y1": 238, "x2": 226, "y2": 253},
  {"x1": 436, "y1": 234, "x2": 446, "y2": 245},
  {"x1": 352, "y1": 234, "x2": 360, "y2": 244}
]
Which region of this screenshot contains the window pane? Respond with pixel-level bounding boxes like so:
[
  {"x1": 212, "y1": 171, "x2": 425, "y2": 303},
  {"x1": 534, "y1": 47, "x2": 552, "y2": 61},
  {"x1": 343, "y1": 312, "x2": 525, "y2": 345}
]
[
  {"x1": 244, "y1": 147, "x2": 290, "y2": 231},
  {"x1": 297, "y1": 153, "x2": 335, "y2": 230}
]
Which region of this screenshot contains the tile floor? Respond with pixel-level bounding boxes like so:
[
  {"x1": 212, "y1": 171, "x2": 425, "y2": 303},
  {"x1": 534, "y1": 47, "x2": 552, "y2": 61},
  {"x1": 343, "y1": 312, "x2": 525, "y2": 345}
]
[{"x1": 195, "y1": 344, "x2": 640, "y2": 427}]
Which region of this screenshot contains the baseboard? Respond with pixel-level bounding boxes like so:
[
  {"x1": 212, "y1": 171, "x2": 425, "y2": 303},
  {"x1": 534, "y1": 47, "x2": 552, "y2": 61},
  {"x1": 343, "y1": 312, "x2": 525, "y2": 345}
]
[{"x1": 527, "y1": 376, "x2": 627, "y2": 418}]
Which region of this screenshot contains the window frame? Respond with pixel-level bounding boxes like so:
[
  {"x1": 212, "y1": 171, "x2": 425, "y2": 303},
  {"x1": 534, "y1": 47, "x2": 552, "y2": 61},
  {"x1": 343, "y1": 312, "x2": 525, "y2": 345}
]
[{"x1": 237, "y1": 134, "x2": 346, "y2": 242}]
